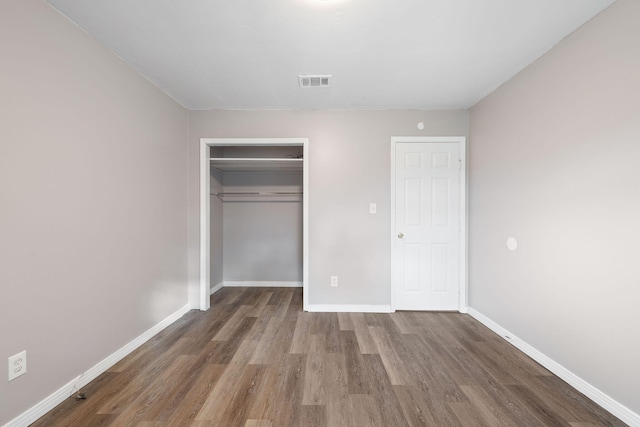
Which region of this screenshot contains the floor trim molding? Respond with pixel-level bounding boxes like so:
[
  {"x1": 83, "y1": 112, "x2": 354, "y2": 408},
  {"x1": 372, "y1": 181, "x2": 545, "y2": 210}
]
[
  {"x1": 467, "y1": 307, "x2": 639, "y2": 427},
  {"x1": 306, "y1": 304, "x2": 393, "y2": 313},
  {"x1": 222, "y1": 281, "x2": 303, "y2": 288},
  {"x1": 210, "y1": 282, "x2": 224, "y2": 295},
  {"x1": 5, "y1": 304, "x2": 191, "y2": 427}
]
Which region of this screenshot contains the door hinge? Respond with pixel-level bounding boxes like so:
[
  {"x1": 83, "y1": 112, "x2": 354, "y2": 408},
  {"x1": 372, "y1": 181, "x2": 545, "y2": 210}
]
[{"x1": 458, "y1": 158, "x2": 462, "y2": 170}]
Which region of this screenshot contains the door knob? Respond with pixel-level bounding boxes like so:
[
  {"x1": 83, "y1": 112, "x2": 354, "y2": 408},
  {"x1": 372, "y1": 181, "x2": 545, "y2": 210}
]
[{"x1": 397, "y1": 232, "x2": 404, "y2": 239}]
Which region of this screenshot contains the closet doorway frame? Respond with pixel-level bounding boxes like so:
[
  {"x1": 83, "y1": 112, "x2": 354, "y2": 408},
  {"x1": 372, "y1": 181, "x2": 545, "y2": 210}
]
[{"x1": 199, "y1": 137, "x2": 310, "y2": 311}]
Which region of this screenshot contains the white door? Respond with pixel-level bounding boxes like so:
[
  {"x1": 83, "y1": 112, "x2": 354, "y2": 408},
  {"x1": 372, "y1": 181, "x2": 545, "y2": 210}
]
[{"x1": 393, "y1": 141, "x2": 461, "y2": 310}]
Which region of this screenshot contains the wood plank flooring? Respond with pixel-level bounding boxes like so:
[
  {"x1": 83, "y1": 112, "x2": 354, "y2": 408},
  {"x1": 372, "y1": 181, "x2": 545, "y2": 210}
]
[{"x1": 32, "y1": 287, "x2": 626, "y2": 426}]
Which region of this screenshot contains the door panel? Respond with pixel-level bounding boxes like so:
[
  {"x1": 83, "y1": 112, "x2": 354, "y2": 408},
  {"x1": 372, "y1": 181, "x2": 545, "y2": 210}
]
[
  {"x1": 405, "y1": 179, "x2": 422, "y2": 225},
  {"x1": 432, "y1": 178, "x2": 450, "y2": 226},
  {"x1": 404, "y1": 244, "x2": 422, "y2": 292},
  {"x1": 394, "y1": 142, "x2": 460, "y2": 310}
]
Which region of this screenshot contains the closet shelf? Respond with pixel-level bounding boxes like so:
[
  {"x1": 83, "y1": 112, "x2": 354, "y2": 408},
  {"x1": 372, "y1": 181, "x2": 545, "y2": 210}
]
[
  {"x1": 211, "y1": 191, "x2": 302, "y2": 196},
  {"x1": 210, "y1": 157, "x2": 302, "y2": 172}
]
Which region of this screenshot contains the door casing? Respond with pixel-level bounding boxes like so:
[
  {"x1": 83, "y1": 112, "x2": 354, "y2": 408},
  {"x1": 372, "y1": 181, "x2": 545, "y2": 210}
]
[
  {"x1": 198, "y1": 137, "x2": 309, "y2": 311},
  {"x1": 390, "y1": 136, "x2": 467, "y2": 313}
]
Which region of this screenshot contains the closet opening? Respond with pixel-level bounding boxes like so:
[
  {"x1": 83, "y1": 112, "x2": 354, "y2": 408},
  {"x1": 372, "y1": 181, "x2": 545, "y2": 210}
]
[{"x1": 199, "y1": 138, "x2": 309, "y2": 312}]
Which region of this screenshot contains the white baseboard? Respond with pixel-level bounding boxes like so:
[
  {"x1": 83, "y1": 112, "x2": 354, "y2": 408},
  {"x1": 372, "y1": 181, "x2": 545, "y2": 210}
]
[
  {"x1": 306, "y1": 304, "x2": 393, "y2": 313},
  {"x1": 223, "y1": 281, "x2": 302, "y2": 288},
  {"x1": 5, "y1": 304, "x2": 191, "y2": 427},
  {"x1": 210, "y1": 281, "x2": 224, "y2": 295},
  {"x1": 467, "y1": 308, "x2": 640, "y2": 427}
]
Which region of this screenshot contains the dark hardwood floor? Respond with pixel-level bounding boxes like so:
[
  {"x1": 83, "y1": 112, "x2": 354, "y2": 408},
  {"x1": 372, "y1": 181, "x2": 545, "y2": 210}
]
[{"x1": 32, "y1": 287, "x2": 626, "y2": 426}]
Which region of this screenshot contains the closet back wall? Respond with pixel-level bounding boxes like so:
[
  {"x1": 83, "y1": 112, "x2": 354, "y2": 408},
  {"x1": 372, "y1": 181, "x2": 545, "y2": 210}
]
[
  {"x1": 222, "y1": 171, "x2": 303, "y2": 285},
  {"x1": 210, "y1": 170, "x2": 224, "y2": 289}
]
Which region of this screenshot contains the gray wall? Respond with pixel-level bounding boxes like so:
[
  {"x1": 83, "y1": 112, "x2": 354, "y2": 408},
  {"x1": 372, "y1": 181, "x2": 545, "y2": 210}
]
[
  {"x1": 210, "y1": 170, "x2": 224, "y2": 287},
  {"x1": 222, "y1": 171, "x2": 303, "y2": 283},
  {"x1": 0, "y1": 0, "x2": 189, "y2": 424},
  {"x1": 469, "y1": 0, "x2": 640, "y2": 416},
  {"x1": 189, "y1": 110, "x2": 469, "y2": 305}
]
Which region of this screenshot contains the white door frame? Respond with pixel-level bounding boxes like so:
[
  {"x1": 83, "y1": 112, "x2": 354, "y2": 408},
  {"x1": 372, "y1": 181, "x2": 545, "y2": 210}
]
[
  {"x1": 198, "y1": 137, "x2": 310, "y2": 311},
  {"x1": 390, "y1": 136, "x2": 467, "y2": 313}
]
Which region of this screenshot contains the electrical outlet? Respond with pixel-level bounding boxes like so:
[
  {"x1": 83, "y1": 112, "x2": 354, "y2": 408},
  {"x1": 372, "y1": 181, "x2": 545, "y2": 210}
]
[
  {"x1": 330, "y1": 276, "x2": 338, "y2": 287},
  {"x1": 8, "y1": 350, "x2": 27, "y2": 381}
]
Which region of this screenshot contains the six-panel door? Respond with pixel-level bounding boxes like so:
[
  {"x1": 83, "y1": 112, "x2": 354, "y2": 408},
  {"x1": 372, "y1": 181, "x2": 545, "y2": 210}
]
[{"x1": 394, "y1": 142, "x2": 461, "y2": 310}]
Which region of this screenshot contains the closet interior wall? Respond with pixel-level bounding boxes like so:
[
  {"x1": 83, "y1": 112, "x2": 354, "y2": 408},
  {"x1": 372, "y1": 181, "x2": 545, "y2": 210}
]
[{"x1": 209, "y1": 146, "x2": 303, "y2": 290}]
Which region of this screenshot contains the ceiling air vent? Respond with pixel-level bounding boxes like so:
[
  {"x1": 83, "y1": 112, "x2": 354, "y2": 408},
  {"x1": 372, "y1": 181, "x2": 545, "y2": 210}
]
[{"x1": 299, "y1": 75, "x2": 331, "y2": 88}]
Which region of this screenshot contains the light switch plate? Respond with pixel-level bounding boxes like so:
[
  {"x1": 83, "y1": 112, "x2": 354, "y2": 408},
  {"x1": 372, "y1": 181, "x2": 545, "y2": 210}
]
[{"x1": 369, "y1": 203, "x2": 377, "y2": 214}]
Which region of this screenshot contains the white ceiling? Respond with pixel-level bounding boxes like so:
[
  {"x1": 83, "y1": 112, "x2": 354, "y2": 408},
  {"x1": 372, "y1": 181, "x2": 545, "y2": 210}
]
[{"x1": 46, "y1": 0, "x2": 615, "y2": 110}]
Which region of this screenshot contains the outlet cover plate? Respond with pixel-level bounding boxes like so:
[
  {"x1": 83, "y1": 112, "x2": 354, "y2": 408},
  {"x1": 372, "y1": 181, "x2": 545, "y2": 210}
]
[{"x1": 8, "y1": 350, "x2": 27, "y2": 381}]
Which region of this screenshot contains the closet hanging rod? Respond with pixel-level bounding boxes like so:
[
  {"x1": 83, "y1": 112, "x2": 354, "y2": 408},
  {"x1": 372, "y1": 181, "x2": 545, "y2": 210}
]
[{"x1": 210, "y1": 191, "x2": 303, "y2": 196}]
